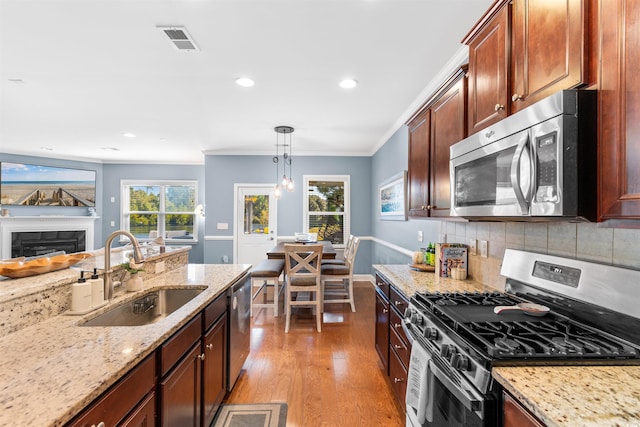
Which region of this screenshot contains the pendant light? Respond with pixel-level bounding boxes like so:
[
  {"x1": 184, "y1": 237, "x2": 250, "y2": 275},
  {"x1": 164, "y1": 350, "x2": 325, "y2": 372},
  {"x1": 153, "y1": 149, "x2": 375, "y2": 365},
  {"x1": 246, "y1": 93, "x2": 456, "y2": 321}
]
[{"x1": 273, "y1": 126, "x2": 294, "y2": 197}]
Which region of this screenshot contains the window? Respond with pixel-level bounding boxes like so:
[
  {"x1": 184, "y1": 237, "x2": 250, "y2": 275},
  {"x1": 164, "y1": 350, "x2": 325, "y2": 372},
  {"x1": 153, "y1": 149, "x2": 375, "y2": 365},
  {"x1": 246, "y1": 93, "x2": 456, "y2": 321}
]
[
  {"x1": 303, "y1": 175, "x2": 350, "y2": 247},
  {"x1": 121, "y1": 180, "x2": 198, "y2": 243}
]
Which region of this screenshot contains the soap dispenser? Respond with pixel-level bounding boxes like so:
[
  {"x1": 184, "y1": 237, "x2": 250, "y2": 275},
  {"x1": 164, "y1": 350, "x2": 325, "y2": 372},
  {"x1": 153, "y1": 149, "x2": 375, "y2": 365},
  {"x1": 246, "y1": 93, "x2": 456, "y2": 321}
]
[
  {"x1": 89, "y1": 268, "x2": 104, "y2": 307},
  {"x1": 71, "y1": 271, "x2": 92, "y2": 312}
]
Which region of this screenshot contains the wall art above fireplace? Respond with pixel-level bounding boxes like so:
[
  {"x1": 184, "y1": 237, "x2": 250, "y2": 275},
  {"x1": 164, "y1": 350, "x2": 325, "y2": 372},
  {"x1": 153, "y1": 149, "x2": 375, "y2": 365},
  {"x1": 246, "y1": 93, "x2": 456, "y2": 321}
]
[{"x1": 0, "y1": 162, "x2": 96, "y2": 207}]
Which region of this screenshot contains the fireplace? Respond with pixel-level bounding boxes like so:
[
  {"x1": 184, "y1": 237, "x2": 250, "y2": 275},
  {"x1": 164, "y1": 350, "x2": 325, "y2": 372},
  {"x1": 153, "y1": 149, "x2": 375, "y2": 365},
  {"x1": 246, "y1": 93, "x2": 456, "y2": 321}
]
[
  {"x1": 0, "y1": 216, "x2": 96, "y2": 260},
  {"x1": 11, "y1": 230, "x2": 86, "y2": 258}
]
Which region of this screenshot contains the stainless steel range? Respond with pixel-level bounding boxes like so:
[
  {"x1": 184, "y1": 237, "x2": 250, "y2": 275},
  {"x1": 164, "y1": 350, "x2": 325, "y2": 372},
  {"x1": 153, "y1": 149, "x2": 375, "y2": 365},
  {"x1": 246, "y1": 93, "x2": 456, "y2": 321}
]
[{"x1": 403, "y1": 249, "x2": 640, "y2": 427}]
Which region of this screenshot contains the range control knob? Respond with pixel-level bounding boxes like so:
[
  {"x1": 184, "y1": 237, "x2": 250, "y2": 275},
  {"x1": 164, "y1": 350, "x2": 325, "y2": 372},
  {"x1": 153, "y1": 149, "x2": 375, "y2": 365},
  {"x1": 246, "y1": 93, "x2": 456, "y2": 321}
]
[
  {"x1": 451, "y1": 353, "x2": 470, "y2": 371},
  {"x1": 440, "y1": 344, "x2": 456, "y2": 359},
  {"x1": 411, "y1": 313, "x2": 423, "y2": 326},
  {"x1": 424, "y1": 327, "x2": 439, "y2": 341}
]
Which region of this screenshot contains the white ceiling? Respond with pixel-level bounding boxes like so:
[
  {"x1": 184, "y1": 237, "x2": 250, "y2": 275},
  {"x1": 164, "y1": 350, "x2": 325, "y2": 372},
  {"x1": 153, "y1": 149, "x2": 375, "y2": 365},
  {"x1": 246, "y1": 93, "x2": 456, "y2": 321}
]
[{"x1": 0, "y1": 0, "x2": 493, "y2": 165}]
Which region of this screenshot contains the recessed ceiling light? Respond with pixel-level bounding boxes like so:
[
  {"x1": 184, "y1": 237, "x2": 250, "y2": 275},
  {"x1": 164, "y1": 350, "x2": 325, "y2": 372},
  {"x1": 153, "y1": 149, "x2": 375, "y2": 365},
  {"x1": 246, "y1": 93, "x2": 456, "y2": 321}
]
[
  {"x1": 123, "y1": 132, "x2": 136, "y2": 138},
  {"x1": 339, "y1": 79, "x2": 358, "y2": 89},
  {"x1": 235, "y1": 77, "x2": 255, "y2": 87}
]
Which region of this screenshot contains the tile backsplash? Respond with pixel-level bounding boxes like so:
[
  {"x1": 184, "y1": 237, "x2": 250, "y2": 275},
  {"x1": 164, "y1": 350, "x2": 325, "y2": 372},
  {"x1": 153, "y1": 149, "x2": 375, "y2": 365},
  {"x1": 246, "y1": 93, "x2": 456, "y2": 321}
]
[{"x1": 442, "y1": 221, "x2": 640, "y2": 291}]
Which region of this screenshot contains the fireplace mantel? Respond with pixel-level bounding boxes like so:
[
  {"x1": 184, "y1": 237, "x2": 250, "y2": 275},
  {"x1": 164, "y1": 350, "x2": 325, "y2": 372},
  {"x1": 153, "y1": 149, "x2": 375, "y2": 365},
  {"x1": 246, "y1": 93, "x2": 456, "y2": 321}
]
[{"x1": 0, "y1": 216, "x2": 98, "y2": 259}]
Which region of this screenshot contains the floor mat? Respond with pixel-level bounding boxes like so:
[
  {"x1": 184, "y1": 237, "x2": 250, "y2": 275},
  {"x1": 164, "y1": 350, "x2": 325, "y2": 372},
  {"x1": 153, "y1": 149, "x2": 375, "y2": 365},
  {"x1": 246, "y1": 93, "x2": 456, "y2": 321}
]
[{"x1": 211, "y1": 403, "x2": 287, "y2": 427}]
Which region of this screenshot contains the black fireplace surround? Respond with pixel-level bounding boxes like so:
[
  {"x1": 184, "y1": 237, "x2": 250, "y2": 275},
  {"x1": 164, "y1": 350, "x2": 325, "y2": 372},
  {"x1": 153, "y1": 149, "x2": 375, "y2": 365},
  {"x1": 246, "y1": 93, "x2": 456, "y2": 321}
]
[{"x1": 11, "y1": 230, "x2": 86, "y2": 258}]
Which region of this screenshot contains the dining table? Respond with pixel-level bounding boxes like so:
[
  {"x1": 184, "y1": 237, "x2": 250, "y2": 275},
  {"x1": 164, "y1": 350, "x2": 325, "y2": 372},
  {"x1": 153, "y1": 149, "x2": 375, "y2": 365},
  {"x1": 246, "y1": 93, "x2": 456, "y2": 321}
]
[{"x1": 266, "y1": 241, "x2": 337, "y2": 260}]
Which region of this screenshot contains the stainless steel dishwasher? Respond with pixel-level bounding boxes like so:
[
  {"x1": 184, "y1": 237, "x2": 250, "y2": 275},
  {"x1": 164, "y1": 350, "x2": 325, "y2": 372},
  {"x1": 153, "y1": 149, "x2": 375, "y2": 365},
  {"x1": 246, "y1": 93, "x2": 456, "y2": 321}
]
[{"x1": 227, "y1": 272, "x2": 251, "y2": 391}]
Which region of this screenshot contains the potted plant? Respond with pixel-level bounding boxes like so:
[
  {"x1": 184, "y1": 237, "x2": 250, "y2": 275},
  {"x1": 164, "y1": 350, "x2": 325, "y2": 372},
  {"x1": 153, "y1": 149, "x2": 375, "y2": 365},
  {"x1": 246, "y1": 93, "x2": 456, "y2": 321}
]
[{"x1": 120, "y1": 261, "x2": 145, "y2": 292}]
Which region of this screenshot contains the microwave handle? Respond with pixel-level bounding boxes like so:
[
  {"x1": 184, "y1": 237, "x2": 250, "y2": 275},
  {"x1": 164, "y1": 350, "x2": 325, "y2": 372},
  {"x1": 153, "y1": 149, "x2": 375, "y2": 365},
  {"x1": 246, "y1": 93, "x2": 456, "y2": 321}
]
[{"x1": 510, "y1": 133, "x2": 530, "y2": 215}]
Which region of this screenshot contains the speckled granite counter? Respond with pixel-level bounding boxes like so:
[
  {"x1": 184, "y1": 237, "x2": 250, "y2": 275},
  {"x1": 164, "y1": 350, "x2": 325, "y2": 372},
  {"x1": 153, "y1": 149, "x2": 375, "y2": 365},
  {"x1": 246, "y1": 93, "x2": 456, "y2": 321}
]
[
  {"x1": 0, "y1": 263, "x2": 250, "y2": 427},
  {"x1": 494, "y1": 366, "x2": 640, "y2": 427},
  {"x1": 373, "y1": 264, "x2": 498, "y2": 296}
]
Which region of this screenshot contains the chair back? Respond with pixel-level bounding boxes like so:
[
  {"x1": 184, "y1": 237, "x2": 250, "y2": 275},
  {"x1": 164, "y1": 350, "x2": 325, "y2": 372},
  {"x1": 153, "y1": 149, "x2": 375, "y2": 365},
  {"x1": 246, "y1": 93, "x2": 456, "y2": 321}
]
[
  {"x1": 344, "y1": 236, "x2": 360, "y2": 269},
  {"x1": 283, "y1": 244, "x2": 323, "y2": 282}
]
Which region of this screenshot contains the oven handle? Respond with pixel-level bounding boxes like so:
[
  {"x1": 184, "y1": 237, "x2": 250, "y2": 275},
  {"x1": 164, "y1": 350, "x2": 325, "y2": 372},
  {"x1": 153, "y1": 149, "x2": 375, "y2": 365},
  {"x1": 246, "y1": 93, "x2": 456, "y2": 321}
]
[{"x1": 510, "y1": 132, "x2": 530, "y2": 215}]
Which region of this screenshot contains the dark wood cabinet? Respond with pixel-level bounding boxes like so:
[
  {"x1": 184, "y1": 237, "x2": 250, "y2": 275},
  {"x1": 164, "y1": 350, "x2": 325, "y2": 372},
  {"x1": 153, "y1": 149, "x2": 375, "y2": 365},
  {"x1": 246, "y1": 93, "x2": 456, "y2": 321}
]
[
  {"x1": 375, "y1": 287, "x2": 390, "y2": 373},
  {"x1": 120, "y1": 392, "x2": 156, "y2": 427},
  {"x1": 503, "y1": 391, "x2": 545, "y2": 427},
  {"x1": 202, "y1": 311, "x2": 227, "y2": 427},
  {"x1": 465, "y1": 0, "x2": 590, "y2": 133},
  {"x1": 598, "y1": 0, "x2": 640, "y2": 220},
  {"x1": 160, "y1": 342, "x2": 203, "y2": 427},
  {"x1": 407, "y1": 68, "x2": 466, "y2": 218},
  {"x1": 408, "y1": 109, "x2": 430, "y2": 217},
  {"x1": 374, "y1": 273, "x2": 411, "y2": 412},
  {"x1": 466, "y1": 1, "x2": 509, "y2": 134},
  {"x1": 67, "y1": 354, "x2": 156, "y2": 427}
]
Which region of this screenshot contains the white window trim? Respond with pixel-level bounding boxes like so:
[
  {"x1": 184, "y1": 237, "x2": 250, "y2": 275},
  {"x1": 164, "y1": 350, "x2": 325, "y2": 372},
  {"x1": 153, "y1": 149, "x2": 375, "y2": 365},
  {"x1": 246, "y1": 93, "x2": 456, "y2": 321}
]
[
  {"x1": 303, "y1": 174, "x2": 350, "y2": 248},
  {"x1": 121, "y1": 179, "x2": 199, "y2": 244}
]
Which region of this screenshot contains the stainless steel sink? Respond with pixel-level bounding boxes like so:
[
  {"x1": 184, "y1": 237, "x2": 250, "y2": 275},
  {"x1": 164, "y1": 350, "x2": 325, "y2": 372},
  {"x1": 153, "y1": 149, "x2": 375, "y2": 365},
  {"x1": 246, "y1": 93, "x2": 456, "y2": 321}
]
[{"x1": 80, "y1": 288, "x2": 205, "y2": 327}]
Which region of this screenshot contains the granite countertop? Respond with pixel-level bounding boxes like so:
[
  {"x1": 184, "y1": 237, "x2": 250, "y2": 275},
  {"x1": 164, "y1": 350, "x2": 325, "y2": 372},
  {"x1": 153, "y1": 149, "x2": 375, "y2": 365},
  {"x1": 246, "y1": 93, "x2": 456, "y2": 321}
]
[
  {"x1": 0, "y1": 263, "x2": 250, "y2": 427},
  {"x1": 494, "y1": 366, "x2": 640, "y2": 427},
  {"x1": 374, "y1": 264, "x2": 640, "y2": 427},
  {"x1": 373, "y1": 264, "x2": 498, "y2": 296}
]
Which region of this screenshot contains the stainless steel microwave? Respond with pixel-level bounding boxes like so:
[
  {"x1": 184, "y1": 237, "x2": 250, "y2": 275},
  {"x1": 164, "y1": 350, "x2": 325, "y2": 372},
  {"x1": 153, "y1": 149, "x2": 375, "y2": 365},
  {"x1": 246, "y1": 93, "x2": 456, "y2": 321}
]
[{"x1": 449, "y1": 90, "x2": 597, "y2": 221}]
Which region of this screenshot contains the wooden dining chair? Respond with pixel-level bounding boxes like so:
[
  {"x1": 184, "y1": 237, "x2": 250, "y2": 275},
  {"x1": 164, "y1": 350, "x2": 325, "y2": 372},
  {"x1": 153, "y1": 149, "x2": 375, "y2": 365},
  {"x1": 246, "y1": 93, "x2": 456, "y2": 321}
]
[
  {"x1": 321, "y1": 234, "x2": 354, "y2": 266},
  {"x1": 320, "y1": 236, "x2": 360, "y2": 312},
  {"x1": 283, "y1": 243, "x2": 323, "y2": 333}
]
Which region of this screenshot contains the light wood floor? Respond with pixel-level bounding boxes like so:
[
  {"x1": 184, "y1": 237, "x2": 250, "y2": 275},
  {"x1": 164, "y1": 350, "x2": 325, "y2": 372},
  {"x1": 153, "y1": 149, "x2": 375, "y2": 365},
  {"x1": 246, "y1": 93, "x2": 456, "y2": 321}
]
[{"x1": 224, "y1": 282, "x2": 405, "y2": 427}]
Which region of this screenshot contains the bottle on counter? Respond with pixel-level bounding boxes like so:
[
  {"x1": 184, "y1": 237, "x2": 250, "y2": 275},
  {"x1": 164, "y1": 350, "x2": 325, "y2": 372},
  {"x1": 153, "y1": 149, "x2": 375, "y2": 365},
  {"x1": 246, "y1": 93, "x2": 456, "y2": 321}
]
[
  {"x1": 428, "y1": 243, "x2": 436, "y2": 266},
  {"x1": 88, "y1": 268, "x2": 104, "y2": 307},
  {"x1": 71, "y1": 271, "x2": 92, "y2": 312}
]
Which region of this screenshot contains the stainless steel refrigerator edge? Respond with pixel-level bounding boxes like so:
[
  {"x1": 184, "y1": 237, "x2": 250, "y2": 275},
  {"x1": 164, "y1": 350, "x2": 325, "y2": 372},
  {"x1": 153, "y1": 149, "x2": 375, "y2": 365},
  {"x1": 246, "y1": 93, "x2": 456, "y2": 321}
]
[{"x1": 227, "y1": 272, "x2": 251, "y2": 391}]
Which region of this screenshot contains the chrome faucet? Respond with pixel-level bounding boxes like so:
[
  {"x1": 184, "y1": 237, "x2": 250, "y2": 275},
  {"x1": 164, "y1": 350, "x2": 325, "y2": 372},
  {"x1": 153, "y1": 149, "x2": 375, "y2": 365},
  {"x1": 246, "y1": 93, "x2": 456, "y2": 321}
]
[{"x1": 103, "y1": 230, "x2": 145, "y2": 300}]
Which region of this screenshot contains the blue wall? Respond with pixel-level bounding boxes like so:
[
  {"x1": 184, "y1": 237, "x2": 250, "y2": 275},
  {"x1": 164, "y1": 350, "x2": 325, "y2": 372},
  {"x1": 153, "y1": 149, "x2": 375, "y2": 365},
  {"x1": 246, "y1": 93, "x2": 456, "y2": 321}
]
[{"x1": 204, "y1": 154, "x2": 372, "y2": 273}]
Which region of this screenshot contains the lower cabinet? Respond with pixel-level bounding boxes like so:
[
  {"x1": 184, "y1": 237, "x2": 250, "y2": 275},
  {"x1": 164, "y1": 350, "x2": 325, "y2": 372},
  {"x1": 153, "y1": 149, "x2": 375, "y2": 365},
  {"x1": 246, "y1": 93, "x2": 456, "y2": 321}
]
[
  {"x1": 66, "y1": 291, "x2": 230, "y2": 427},
  {"x1": 503, "y1": 391, "x2": 545, "y2": 427},
  {"x1": 374, "y1": 273, "x2": 411, "y2": 412}
]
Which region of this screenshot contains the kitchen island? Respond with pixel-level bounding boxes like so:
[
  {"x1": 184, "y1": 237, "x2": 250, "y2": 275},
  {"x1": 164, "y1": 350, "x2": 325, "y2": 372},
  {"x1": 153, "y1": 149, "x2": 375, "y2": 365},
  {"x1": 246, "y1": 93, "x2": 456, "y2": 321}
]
[
  {"x1": 0, "y1": 263, "x2": 250, "y2": 427},
  {"x1": 373, "y1": 264, "x2": 640, "y2": 427}
]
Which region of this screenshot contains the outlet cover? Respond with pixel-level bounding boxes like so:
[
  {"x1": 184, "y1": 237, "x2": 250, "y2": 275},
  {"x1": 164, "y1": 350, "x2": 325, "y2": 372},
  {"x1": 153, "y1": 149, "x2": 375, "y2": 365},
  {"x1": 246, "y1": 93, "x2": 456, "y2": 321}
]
[
  {"x1": 469, "y1": 239, "x2": 477, "y2": 255},
  {"x1": 480, "y1": 240, "x2": 488, "y2": 258},
  {"x1": 418, "y1": 231, "x2": 423, "y2": 242}
]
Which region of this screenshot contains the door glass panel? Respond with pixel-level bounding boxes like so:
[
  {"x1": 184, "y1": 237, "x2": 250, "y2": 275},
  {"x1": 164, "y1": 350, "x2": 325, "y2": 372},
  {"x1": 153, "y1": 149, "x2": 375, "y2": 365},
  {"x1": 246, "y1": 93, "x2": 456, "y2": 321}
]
[
  {"x1": 243, "y1": 195, "x2": 270, "y2": 234},
  {"x1": 454, "y1": 146, "x2": 517, "y2": 207}
]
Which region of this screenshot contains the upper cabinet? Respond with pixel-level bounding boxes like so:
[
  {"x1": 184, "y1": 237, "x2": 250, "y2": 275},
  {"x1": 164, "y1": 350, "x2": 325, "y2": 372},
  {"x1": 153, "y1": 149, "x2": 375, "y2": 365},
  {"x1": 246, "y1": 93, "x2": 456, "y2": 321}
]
[
  {"x1": 598, "y1": 0, "x2": 640, "y2": 220},
  {"x1": 464, "y1": 0, "x2": 591, "y2": 134},
  {"x1": 408, "y1": 68, "x2": 467, "y2": 218}
]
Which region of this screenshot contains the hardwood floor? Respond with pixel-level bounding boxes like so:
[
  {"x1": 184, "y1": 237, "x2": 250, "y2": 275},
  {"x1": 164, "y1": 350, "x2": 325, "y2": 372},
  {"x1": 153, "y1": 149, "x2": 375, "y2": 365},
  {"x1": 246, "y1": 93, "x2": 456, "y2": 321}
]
[{"x1": 224, "y1": 282, "x2": 405, "y2": 427}]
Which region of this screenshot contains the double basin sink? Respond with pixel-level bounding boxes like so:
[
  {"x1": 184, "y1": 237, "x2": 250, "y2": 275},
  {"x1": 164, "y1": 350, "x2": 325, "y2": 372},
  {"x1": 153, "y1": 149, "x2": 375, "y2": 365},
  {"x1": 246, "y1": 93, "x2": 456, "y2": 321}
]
[{"x1": 81, "y1": 287, "x2": 205, "y2": 327}]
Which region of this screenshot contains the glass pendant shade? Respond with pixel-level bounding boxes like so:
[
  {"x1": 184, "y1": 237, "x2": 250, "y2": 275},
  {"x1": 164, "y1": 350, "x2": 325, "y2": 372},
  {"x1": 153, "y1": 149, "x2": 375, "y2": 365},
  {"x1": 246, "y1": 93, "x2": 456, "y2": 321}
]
[{"x1": 273, "y1": 125, "x2": 294, "y2": 197}]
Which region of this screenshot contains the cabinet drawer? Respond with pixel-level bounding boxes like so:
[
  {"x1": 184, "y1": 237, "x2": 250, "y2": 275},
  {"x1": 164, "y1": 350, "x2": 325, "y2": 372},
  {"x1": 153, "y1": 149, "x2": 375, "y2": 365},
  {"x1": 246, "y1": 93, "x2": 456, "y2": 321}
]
[
  {"x1": 389, "y1": 345, "x2": 408, "y2": 412},
  {"x1": 376, "y1": 274, "x2": 390, "y2": 299},
  {"x1": 389, "y1": 286, "x2": 408, "y2": 315},
  {"x1": 67, "y1": 354, "x2": 155, "y2": 427},
  {"x1": 204, "y1": 293, "x2": 227, "y2": 332},
  {"x1": 390, "y1": 308, "x2": 410, "y2": 348},
  {"x1": 390, "y1": 325, "x2": 410, "y2": 370},
  {"x1": 160, "y1": 315, "x2": 202, "y2": 377}
]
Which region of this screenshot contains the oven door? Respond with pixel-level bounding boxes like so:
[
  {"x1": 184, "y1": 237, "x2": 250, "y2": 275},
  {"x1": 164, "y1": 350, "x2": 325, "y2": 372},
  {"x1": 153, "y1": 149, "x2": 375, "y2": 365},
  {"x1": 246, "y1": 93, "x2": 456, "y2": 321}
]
[
  {"x1": 404, "y1": 325, "x2": 493, "y2": 427},
  {"x1": 450, "y1": 129, "x2": 532, "y2": 217}
]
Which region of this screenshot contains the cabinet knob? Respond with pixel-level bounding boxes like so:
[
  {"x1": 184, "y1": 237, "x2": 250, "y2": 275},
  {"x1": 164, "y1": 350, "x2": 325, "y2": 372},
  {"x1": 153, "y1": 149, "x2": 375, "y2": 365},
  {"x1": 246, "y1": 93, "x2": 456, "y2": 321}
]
[
  {"x1": 382, "y1": 308, "x2": 388, "y2": 313},
  {"x1": 394, "y1": 344, "x2": 403, "y2": 350},
  {"x1": 394, "y1": 323, "x2": 402, "y2": 328},
  {"x1": 512, "y1": 93, "x2": 523, "y2": 102},
  {"x1": 494, "y1": 103, "x2": 505, "y2": 111},
  {"x1": 394, "y1": 301, "x2": 403, "y2": 306},
  {"x1": 198, "y1": 353, "x2": 206, "y2": 361},
  {"x1": 206, "y1": 343, "x2": 214, "y2": 350},
  {"x1": 394, "y1": 378, "x2": 404, "y2": 383}
]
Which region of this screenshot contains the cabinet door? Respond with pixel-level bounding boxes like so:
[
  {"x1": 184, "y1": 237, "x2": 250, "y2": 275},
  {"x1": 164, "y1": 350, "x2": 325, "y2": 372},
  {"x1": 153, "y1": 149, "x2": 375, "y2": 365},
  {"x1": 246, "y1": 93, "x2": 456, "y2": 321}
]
[
  {"x1": 503, "y1": 392, "x2": 545, "y2": 427},
  {"x1": 429, "y1": 72, "x2": 466, "y2": 217},
  {"x1": 408, "y1": 109, "x2": 431, "y2": 217},
  {"x1": 202, "y1": 314, "x2": 227, "y2": 427},
  {"x1": 467, "y1": 3, "x2": 509, "y2": 134},
  {"x1": 389, "y1": 345, "x2": 408, "y2": 412},
  {"x1": 510, "y1": 0, "x2": 586, "y2": 111},
  {"x1": 375, "y1": 288, "x2": 390, "y2": 373},
  {"x1": 160, "y1": 342, "x2": 202, "y2": 427},
  {"x1": 120, "y1": 392, "x2": 156, "y2": 427},
  {"x1": 599, "y1": 0, "x2": 640, "y2": 220}
]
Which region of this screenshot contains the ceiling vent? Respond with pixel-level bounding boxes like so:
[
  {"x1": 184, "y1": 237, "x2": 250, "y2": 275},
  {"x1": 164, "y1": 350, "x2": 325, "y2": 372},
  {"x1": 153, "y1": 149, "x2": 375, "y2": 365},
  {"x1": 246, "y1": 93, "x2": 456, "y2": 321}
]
[{"x1": 157, "y1": 26, "x2": 199, "y2": 51}]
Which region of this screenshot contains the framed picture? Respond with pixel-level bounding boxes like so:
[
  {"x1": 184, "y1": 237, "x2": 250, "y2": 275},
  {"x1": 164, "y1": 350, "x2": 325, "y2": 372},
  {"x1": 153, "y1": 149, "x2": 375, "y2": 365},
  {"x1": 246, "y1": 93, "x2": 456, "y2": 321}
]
[
  {"x1": 0, "y1": 162, "x2": 96, "y2": 207},
  {"x1": 379, "y1": 171, "x2": 407, "y2": 221}
]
